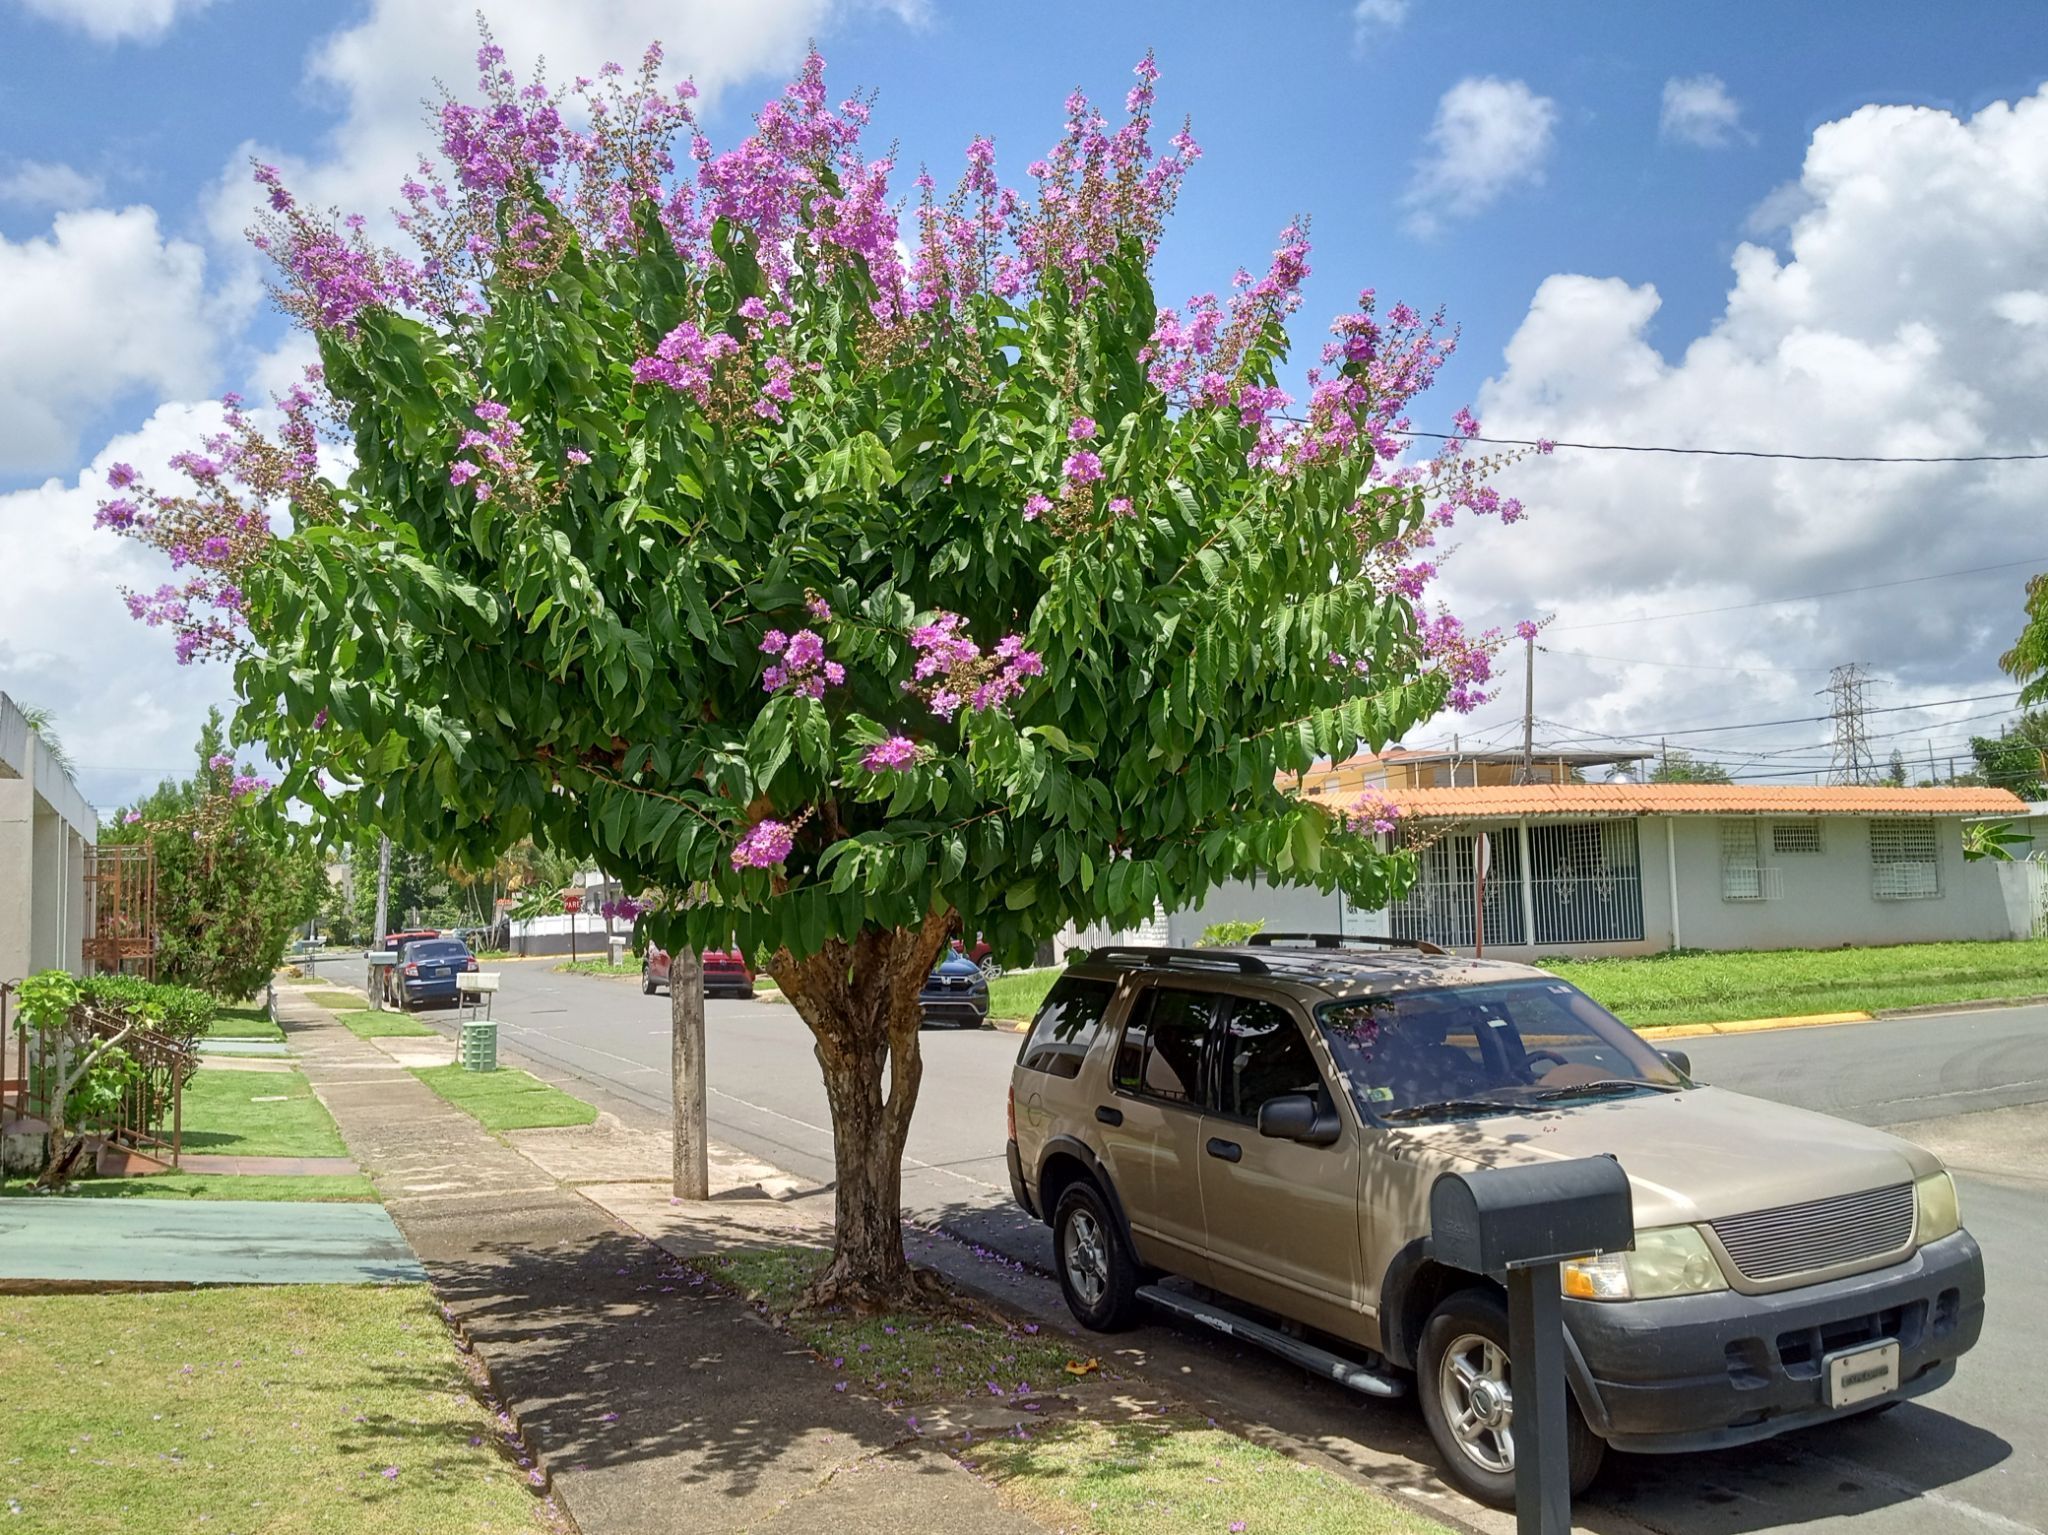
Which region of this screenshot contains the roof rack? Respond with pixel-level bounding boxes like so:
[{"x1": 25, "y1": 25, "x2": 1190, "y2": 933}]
[
  {"x1": 1088, "y1": 946, "x2": 1272, "y2": 975},
  {"x1": 1247, "y1": 932, "x2": 1450, "y2": 958}
]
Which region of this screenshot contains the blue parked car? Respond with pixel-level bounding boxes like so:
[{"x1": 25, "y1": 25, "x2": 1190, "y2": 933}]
[
  {"x1": 919, "y1": 950, "x2": 990, "y2": 1029},
  {"x1": 395, "y1": 936, "x2": 478, "y2": 1010}
]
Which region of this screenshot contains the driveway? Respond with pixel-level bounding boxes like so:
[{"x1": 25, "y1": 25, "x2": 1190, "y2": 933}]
[{"x1": 457, "y1": 963, "x2": 2048, "y2": 1535}]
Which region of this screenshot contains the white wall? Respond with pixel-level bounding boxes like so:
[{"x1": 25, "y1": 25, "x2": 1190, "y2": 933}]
[{"x1": 0, "y1": 693, "x2": 96, "y2": 980}]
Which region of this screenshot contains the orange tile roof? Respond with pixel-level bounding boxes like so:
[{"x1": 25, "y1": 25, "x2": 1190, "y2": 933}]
[{"x1": 1382, "y1": 783, "x2": 2029, "y2": 820}]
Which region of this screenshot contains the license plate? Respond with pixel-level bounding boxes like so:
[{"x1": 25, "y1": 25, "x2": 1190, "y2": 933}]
[
  {"x1": 430, "y1": 966, "x2": 450, "y2": 978},
  {"x1": 1825, "y1": 1341, "x2": 1900, "y2": 1408}
]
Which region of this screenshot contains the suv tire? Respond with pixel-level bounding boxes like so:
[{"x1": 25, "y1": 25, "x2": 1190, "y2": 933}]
[
  {"x1": 1417, "y1": 1287, "x2": 1604, "y2": 1508},
  {"x1": 641, "y1": 964, "x2": 656, "y2": 996},
  {"x1": 1053, "y1": 1181, "x2": 1142, "y2": 1332}
]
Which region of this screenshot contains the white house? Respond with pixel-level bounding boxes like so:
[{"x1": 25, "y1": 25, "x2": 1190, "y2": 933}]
[
  {"x1": 0, "y1": 693, "x2": 96, "y2": 980},
  {"x1": 1166, "y1": 780, "x2": 2034, "y2": 957}
]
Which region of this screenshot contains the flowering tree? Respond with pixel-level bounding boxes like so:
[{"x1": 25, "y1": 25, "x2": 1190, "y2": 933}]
[
  {"x1": 104, "y1": 712, "x2": 328, "y2": 999},
  {"x1": 99, "y1": 37, "x2": 1531, "y2": 1304}
]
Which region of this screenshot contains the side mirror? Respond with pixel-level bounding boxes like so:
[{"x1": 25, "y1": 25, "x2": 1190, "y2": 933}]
[
  {"x1": 1257, "y1": 1092, "x2": 1341, "y2": 1148},
  {"x1": 1659, "y1": 1048, "x2": 1692, "y2": 1078}
]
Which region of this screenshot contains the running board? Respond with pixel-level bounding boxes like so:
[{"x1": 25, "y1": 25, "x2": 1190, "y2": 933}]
[{"x1": 1136, "y1": 1285, "x2": 1407, "y2": 1399}]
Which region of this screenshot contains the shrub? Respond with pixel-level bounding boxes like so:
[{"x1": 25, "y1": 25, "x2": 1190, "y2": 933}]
[
  {"x1": 1198, "y1": 919, "x2": 1266, "y2": 947},
  {"x1": 77, "y1": 974, "x2": 215, "y2": 1050}
]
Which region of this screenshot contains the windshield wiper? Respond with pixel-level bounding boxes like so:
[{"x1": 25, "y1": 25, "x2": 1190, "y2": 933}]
[
  {"x1": 1379, "y1": 1097, "x2": 1526, "y2": 1123},
  {"x1": 1528, "y1": 1079, "x2": 1680, "y2": 1103}
]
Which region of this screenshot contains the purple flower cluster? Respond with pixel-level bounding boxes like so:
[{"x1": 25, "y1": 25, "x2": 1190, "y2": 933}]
[
  {"x1": 907, "y1": 613, "x2": 1043, "y2": 720},
  {"x1": 1417, "y1": 609, "x2": 1502, "y2": 714},
  {"x1": 1061, "y1": 450, "x2": 1102, "y2": 486},
  {"x1": 731, "y1": 818, "x2": 795, "y2": 871},
  {"x1": 860, "y1": 735, "x2": 921, "y2": 773},
  {"x1": 451, "y1": 399, "x2": 527, "y2": 504},
  {"x1": 759, "y1": 628, "x2": 844, "y2": 698},
  {"x1": 630, "y1": 321, "x2": 740, "y2": 407},
  {"x1": 599, "y1": 896, "x2": 646, "y2": 922},
  {"x1": 1340, "y1": 790, "x2": 1402, "y2": 838}
]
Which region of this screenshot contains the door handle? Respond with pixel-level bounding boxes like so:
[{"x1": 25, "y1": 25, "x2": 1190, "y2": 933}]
[
  {"x1": 1096, "y1": 1105, "x2": 1123, "y2": 1127},
  {"x1": 1206, "y1": 1138, "x2": 1242, "y2": 1163}
]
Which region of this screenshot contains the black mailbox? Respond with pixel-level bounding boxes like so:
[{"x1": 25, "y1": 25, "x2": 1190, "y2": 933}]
[{"x1": 1430, "y1": 1157, "x2": 1634, "y2": 1275}]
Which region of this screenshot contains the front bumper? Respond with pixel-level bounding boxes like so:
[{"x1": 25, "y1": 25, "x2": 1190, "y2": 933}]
[
  {"x1": 1566, "y1": 1229, "x2": 1984, "y2": 1453},
  {"x1": 919, "y1": 995, "x2": 989, "y2": 1026}
]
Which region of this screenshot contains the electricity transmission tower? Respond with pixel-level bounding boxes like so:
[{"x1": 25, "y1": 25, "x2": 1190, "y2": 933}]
[{"x1": 1823, "y1": 663, "x2": 1876, "y2": 785}]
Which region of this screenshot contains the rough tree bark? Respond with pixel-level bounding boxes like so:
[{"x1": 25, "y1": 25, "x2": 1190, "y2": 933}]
[
  {"x1": 670, "y1": 946, "x2": 708, "y2": 1200},
  {"x1": 770, "y1": 907, "x2": 954, "y2": 1310}
]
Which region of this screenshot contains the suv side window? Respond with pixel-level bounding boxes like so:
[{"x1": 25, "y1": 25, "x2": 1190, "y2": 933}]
[
  {"x1": 1018, "y1": 977, "x2": 1116, "y2": 1079},
  {"x1": 1114, "y1": 987, "x2": 1221, "y2": 1107},
  {"x1": 1216, "y1": 998, "x2": 1327, "y2": 1122}
]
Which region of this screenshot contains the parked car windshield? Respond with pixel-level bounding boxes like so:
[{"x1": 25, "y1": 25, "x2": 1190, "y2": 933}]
[
  {"x1": 1314, "y1": 979, "x2": 1684, "y2": 1123},
  {"x1": 405, "y1": 941, "x2": 472, "y2": 963}
]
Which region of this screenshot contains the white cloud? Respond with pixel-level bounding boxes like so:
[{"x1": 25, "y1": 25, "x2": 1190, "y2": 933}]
[
  {"x1": 0, "y1": 401, "x2": 239, "y2": 813},
  {"x1": 0, "y1": 206, "x2": 223, "y2": 476},
  {"x1": 1352, "y1": 0, "x2": 1410, "y2": 49},
  {"x1": 1661, "y1": 74, "x2": 1749, "y2": 149},
  {"x1": 1403, "y1": 76, "x2": 1557, "y2": 237},
  {"x1": 1434, "y1": 87, "x2": 2048, "y2": 766},
  {"x1": 0, "y1": 159, "x2": 105, "y2": 209},
  {"x1": 11, "y1": 0, "x2": 217, "y2": 44}
]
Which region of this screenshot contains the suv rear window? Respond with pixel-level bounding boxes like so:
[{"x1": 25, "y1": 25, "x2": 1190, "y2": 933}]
[
  {"x1": 406, "y1": 941, "x2": 470, "y2": 962},
  {"x1": 1018, "y1": 977, "x2": 1115, "y2": 1079}
]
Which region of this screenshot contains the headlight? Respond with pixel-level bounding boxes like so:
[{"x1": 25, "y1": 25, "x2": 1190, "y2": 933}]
[
  {"x1": 1915, "y1": 1171, "x2": 1960, "y2": 1243},
  {"x1": 1562, "y1": 1226, "x2": 1728, "y2": 1301}
]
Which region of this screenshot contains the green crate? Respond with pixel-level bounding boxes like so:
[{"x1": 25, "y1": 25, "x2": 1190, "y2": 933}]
[{"x1": 459, "y1": 1020, "x2": 499, "y2": 1072}]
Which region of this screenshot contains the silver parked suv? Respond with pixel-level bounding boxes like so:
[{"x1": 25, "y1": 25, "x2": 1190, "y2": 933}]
[{"x1": 1005, "y1": 936, "x2": 1985, "y2": 1506}]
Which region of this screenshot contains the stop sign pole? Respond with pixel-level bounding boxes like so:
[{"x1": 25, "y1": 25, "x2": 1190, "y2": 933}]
[{"x1": 563, "y1": 888, "x2": 584, "y2": 966}]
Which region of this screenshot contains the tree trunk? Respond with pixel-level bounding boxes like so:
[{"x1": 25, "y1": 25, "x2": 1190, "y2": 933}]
[
  {"x1": 671, "y1": 947, "x2": 708, "y2": 1200},
  {"x1": 771, "y1": 910, "x2": 954, "y2": 1311}
]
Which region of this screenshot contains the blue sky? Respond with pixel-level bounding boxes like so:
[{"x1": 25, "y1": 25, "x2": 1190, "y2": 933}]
[{"x1": 5, "y1": 0, "x2": 2048, "y2": 806}]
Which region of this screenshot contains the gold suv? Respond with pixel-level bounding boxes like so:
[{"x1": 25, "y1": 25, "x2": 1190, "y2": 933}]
[{"x1": 1004, "y1": 936, "x2": 1985, "y2": 1507}]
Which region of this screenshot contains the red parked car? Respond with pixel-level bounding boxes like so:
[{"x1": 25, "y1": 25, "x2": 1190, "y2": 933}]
[{"x1": 642, "y1": 945, "x2": 755, "y2": 1000}]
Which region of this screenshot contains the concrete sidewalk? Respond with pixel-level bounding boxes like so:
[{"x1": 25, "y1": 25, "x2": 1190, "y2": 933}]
[{"x1": 278, "y1": 989, "x2": 1048, "y2": 1535}]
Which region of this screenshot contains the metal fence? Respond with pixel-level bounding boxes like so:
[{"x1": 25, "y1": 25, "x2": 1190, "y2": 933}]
[
  {"x1": 1389, "y1": 829, "x2": 1526, "y2": 949},
  {"x1": 1389, "y1": 819, "x2": 1646, "y2": 950}
]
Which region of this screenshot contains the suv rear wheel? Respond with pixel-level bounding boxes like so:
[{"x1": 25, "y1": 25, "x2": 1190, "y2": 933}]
[
  {"x1": 1053, "y1": 1181, "x2": 1141, "y2": 1332},
  {"x1": 641, "y1": 963, "x2": 657, "y2": 996},
  {"x1": 1417, "y1": 1287, "x2": 1604, "y2": 1508}
]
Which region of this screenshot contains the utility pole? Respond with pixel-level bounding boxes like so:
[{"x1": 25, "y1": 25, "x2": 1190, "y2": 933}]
[
  {"x1": 671, "y1": 947, "x2": 708, "y2": 1199},
  {"x1": 1927, "y1": 739, "x2": 1938, "y2": 786},
  {"x1": 1822, "y1": 664, "x2": 1876, "y2": 786},
  {"x1": 373, "y1": 834, "x2": 391, "y2": 941},
  {"x1": 1517, "y1": 632, "x2": 1537, "y2": 784}
]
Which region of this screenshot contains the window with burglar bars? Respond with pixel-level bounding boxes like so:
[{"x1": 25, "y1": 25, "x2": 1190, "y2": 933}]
[
  {"x1": 1388, "y1": 829, "x2": 1525, "y2": 949},
  {"x1": 1528, "y1": 821, "x2": 1644, "y2": 944},
  {"x1": 1721, "y1": 821, "x2": 1770, "y2": 901},
  {"x1": 1772, "y1": 820, "x2": 1824, "y2": 855},
  {"x1": 1871, "y1": 818, "x2": 1941, "y2": 900}
]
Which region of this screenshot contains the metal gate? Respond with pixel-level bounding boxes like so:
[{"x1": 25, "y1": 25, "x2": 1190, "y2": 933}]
[
  {"x1": 82, "y1": 843, "x2": 157, "y2": 978},
  {"x1": 1389, "y1": 830, "x2": 1525, "y2": 949},
  {"x1": 1528, "y1": 820, "x2": 1644, "y2": 945}
]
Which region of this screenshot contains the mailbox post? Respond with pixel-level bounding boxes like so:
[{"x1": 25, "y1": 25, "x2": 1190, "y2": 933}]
[
  {"x1": 365, "y1": 949, "x2": 398, "y2": 1012},
  {"x1": 1430, "y1": 1158, "x2": 1633, "y2": 1535}
]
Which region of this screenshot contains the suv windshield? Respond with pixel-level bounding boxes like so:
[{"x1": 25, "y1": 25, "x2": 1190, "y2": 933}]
[{"x1": 1315, "y1": 979, "x2": 1683, "y2": 1123}]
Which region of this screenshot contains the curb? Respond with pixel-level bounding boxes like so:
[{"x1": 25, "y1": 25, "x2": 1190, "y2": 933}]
[
  {"x1": 1872, "y1": 992, "x2": 2048, "y2": 1020},
  {"x1": 1649, "y1": 1010, "x2": 1873, "y2": 1040},
  {"x1": 992, "y1": 1017, "x2": 1030, "y2": 1034}
]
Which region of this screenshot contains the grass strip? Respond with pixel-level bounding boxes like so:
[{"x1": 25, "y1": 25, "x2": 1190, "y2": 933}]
[
  {"x1": 206, "y1": 1004, "x2": 285, "y2": 1041},
  {"x1": 1548, "y1": 937, "x2": 2048, "y2": 1028},
  {"x1": 989, "y1": 967, "x2": 1060, "y2": 1022},
  {"x1": 411, "y1": 1065, "x2": 596, "y2": 1131},
  {"x1": 305, "y1": 988, "x2": 372, "y2": 1011},
  {"x1": 553, "y1": 959, "x2": 639, "y2": 979},
  {"x1": 698, "y1": 1245, "x2": 1080, "y2": 1404},
  {"x1": 971, "y1": 1414, "x2": 1445, "y2": 1535},
  {"x1": 0, "y1": 1172, "x2": 375, "y2": 1202},
  {"x1": 179, "y1": 1066, "x2": 349, "y2": 1158},
  {"x1": 0, "y1": 1286, "x2": 548, "y2": 1534},
  {"x1": 336, "y1": 1007, "x2": 439, "y2": 1040}
]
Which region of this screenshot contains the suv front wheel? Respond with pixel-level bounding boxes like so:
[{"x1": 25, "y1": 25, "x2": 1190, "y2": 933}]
[
  {"x1": 1417, "y1": 1287, "x2": 1604, "y2": 1508},
  {"x1": 1053, "y1": 1181, "x2": 1141, "y2": 1332}
]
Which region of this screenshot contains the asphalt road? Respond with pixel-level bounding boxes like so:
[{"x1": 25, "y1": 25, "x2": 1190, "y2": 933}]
[{"x1": 466, "y1": 963, "x2": 2048, "y2": 1535}]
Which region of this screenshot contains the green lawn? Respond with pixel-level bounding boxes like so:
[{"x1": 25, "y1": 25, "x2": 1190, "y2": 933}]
[
  {"x1": 206, "y1": 1004, "x2": 285, "y2": 1041},
  {"x1": 1549, "y1": 937, "x2": 2048, "y2": 1029},
  {"x1": 989, "y1": 967, "x2": 1060, "y2": 1022},
  {"x1": 0, "y1": 1172, "x2": 375, "y2": 1201},
  {"x1": 178, "y1": 1066, "x2": 349, "y2": 1157},
  {"x1": 336, "y1": 1007, "x2": 439, "y2": 1039},
  {"x1": 554, "y1": 959, "x2": 639, "y2": 980},
  {"x1": 411, "y1": 1065, "x2": 596, "y2": 1131},
  {"x1": 305, "y1": 987, "x2": 372, "y2": 1011},
  {"x1": 972, "y1": 1415, "x2": 1444, "y2": 1535},
  {"x1": 0, "y1": 1287, "x2": 549, "y2": 1534}
]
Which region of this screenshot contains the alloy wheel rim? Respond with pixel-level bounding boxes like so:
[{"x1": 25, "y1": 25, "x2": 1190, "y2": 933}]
[
  {"x1": 1064, "y1": 1208, "x2": 1108, "y2": 1306},
  {"x1": 1438, "y1": 1332, "x2": 1515, "y2": 1474}
]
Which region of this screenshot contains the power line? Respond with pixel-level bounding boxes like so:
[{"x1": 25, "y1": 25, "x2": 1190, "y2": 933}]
[
  {"x1": 1551, "y1": 557, "x2": 2048, "y2": 632},
  {"x1": 1393, "y1": 428, "x2": 2048, "y2": 465},
  {"x1": 1545, "y1": 690, "x2": 2019, "y2": 743},
  {"x1": 1551, "y1": 647, "x2": 1835, "y2": 677}
]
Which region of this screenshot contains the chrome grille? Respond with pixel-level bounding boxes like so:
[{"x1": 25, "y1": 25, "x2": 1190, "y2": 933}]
[{"x1": 1711, "y1": 1184, "x2": 1915, "y2": 1282}]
